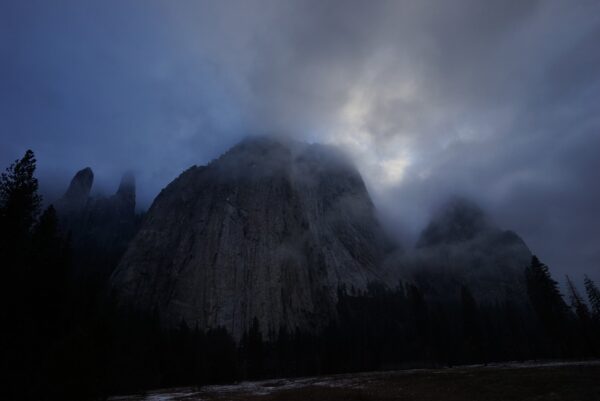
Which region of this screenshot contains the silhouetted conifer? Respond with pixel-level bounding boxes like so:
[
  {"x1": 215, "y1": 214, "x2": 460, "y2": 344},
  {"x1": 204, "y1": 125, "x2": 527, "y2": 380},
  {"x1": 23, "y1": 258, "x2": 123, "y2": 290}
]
[
  {"x1": 566, "y1": 275, "x2": 597, "y2": 355},
  {"x1": 526, "y1": 256, "x2": 575, "y2": 356},
  {"x1": 584, "y1": 276, "x2": 600, "y2": 319},
  {"x1": 526, "y1": 256, "x2": 571, "y2": 324},
  {"x1": 566, "y1": 276, "x2": 591, "y2": 323},
  {"x1": 0, "y1": 149, "x2": 42, "y2": 244}
]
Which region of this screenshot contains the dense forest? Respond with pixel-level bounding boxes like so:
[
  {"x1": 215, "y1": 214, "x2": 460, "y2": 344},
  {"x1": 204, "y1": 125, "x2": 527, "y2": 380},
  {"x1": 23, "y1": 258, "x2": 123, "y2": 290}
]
[{"x1": 2, "y1": 150, "x2": 600, "y2": 401}]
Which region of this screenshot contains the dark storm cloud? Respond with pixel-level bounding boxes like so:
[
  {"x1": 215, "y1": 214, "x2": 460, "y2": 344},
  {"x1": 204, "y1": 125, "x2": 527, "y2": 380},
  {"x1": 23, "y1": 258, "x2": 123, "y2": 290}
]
[{"x1": 1, "y1": 0, "x2": 599, "y2": 282}]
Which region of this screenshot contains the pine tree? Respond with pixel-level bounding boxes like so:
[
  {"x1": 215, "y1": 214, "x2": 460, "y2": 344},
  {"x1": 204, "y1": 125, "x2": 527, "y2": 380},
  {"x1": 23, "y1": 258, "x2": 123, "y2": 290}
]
[
  {"x1": 566, "y1": 275, "x2": 597, "y2": 355},
  {"x1": 0, "y1": 149, "x2": 42, "y2": 243},
  {"x1": 584, "y1": 276, "x2": 600, "y2": 319},
  {"x1": 0, "y1": 149, "x2": 45, "y2": 313},
  {"x1": 526, "y1": 256, "x2": 571, "y2": 322},
  {"x1": 1, "y1": 150, "x2": 47, "y2": 401},
  {"x1": 583, "y1": 276, "x2": 600, "y2": 356},
  {"x1": 525, "y1": 256, "x2": 573, "y2": 355},
  {"x1": 566, "y1": 275, "x2": 591, "y2": 322}
]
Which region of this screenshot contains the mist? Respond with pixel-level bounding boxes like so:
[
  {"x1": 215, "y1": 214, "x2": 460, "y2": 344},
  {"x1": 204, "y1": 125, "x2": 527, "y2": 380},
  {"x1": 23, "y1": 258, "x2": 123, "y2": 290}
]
[{"x1": 1, "y1": 0, "x2": 599, "y2": 282}]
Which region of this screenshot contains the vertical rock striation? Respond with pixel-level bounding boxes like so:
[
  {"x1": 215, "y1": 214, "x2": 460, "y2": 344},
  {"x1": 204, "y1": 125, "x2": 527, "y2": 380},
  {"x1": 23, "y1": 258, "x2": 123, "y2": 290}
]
[{"x1": 111, "y1": 137, "x2": 389, "y2": 339}]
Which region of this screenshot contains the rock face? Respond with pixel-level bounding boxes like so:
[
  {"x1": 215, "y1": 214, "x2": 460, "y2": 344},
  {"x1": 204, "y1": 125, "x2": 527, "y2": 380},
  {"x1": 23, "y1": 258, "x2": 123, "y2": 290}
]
[
  {"x1": 61, "y1": 167, "x2": 94, "y2": 210},
  {"x1": 55, "y1": 168, "x2": 139, "y2": 279},
  {"x1": 409, "y1": 198, "x2": 531, "y2": 304},
  {"x1": 111, "y1": 137, "x2": 388, "y2": 339}
]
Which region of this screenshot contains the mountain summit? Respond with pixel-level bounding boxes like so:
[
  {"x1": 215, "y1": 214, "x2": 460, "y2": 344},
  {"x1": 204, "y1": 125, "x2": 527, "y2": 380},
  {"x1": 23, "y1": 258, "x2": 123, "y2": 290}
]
[
  {"x1": 111, "y1": 137, "x2": 389, "y2": 339},
  {"x1": 416, "y1": 198, "x2": 490, "y2": 248},
  {"x1": 410, "y1": 197, "x2": 531, "y2": 303}
]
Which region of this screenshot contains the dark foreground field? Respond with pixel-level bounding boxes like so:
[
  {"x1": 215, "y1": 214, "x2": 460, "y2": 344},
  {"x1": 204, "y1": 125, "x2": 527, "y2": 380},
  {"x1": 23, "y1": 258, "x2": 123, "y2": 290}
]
[{"x1": 110, "y1": 361, "x2": 600, "y2": 401}]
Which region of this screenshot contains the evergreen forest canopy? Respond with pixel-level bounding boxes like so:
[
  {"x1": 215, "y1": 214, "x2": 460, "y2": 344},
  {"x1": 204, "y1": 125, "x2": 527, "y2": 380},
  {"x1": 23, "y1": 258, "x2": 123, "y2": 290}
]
[{"x1": 2, "y1": 150, "x2": 600, "y2": 401}]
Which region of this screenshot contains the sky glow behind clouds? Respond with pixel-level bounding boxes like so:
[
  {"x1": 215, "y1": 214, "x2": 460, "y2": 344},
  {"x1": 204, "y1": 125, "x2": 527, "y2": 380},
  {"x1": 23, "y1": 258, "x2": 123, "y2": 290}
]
[{"x1": 1, "y1": 0, "x2": 599, "y2": 281}]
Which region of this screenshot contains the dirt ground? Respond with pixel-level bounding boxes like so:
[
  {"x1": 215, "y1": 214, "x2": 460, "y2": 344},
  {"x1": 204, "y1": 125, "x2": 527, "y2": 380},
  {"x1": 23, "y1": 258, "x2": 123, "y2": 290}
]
[{"x1": 110, "y1": 360, "x2": 600, "y2": 401}]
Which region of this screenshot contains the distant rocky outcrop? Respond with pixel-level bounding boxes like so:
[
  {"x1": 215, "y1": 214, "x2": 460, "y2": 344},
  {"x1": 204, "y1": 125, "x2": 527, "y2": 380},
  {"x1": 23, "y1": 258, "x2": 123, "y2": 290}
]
[
  {"x1": 60, "y1": 167, "x2": 94, "y2": 211},
  {"x1": 55, "y1": 168, "x2": 140, "y2": 280},
  {"x1": 405, "y1": 198, "x2": 531, "y2": 304},
  {"x1": 111, "y1": 137, "x2": 389, "y2": 339}
]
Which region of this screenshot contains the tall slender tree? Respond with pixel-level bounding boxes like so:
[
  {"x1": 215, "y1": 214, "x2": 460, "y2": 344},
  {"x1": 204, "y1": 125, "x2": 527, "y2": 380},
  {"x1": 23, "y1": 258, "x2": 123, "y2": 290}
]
[
  {"x1": 566, "y1": 275, "x2": 596, "y2": 355},
  {"x1": 0, "y1": 149, "x2": 42, "y2": 244},
  {"x1": 584, "y1": 276, "x2": 600, "y2": 320},
  {"x1": 0, "y1": 150, "x2": 47, "y2": 401},
  {"x1": 526, "y1": 256, "x2": 571, "y2": 321},
  {"x1": 566, "y1": 275, "x2": 591, "y2": 322},
  {"x1": 525, "y1": 256, "x2": 573, "y2": 355}
]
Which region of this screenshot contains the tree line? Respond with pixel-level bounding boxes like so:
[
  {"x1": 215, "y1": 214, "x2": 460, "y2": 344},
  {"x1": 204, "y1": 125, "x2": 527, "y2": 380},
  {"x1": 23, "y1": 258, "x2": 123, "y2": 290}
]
[{"x1": 2, "y1": 150, "x2": 599, "y2": 400}]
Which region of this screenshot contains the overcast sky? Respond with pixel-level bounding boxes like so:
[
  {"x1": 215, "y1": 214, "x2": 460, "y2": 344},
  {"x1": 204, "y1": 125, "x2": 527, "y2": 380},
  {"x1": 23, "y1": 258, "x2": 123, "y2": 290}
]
[{"x1": 1, "y1": 0, "x2": 599, "y2": 283}]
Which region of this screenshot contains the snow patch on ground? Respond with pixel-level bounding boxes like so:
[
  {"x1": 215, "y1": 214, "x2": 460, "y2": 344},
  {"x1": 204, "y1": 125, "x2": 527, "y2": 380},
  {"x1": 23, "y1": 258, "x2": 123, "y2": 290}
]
[{"x1": 110, "y1": 389, "x2": 201, "y2": 401}]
